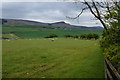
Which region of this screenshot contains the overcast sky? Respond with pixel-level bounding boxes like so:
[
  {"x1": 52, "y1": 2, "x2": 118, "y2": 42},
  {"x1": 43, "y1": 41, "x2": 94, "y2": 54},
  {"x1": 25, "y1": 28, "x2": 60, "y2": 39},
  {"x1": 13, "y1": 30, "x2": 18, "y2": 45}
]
[{"x1": 2, "y1": 2, "x2": 102, "y2": 27}]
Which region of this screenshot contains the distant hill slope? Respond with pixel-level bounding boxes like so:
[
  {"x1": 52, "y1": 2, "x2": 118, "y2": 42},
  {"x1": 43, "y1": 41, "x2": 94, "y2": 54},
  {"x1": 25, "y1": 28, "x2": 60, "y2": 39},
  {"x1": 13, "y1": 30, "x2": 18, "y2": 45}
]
[
  {"x1": 1, "y1": 19, "x2": 47, "y2": 26},
  {"x1": 2, "y1": 18, "x2": 103, "y2": 38},
  {"x1": 74, "y1": 26, "x2": 103, "y2": 30},
  {"x1": 1, "y1": 19, "x2": 73, "y2": 28},
  {"x1": 2, "y1": 24, "x2": 103, "y2": 38},
  {"x1": 1, "y1": 18, "x2": 103, "y2": 30}
]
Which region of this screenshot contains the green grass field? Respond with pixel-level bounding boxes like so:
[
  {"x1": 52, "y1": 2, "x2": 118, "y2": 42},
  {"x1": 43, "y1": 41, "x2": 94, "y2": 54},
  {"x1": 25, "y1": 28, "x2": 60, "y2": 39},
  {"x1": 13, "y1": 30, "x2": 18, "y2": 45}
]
[
  {"x1": 2, "y1": 34, "x2": 19, "y2": 39},
  {"x1": 2, "y1": 24, "x2": 103, "y2": 38},
  {"x1": 2, "y1": 38, "x2": 105, "y2": 78}
]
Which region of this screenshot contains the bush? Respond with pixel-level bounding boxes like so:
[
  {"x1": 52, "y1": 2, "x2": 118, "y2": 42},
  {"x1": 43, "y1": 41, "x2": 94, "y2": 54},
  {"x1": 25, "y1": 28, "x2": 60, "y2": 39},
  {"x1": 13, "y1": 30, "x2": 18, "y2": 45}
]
[
  {"x1": 64, "y1": 35, "x2": 73, "y2": 38},
  {"x1": 44, "y1": 34, "x2": 58, "y2": 38},
  {"x1": 80, "y1": 33, "x2": 99, "y2": 40},
  {"x1": 100, "y1": 27, "x2": 120, "y2": 64},
  {"x1": 64, "y1": 35, "x2": 79, "y2": 38},
  {"x1": 73, "y1": 35, "x2": 79, "y2": 38}
]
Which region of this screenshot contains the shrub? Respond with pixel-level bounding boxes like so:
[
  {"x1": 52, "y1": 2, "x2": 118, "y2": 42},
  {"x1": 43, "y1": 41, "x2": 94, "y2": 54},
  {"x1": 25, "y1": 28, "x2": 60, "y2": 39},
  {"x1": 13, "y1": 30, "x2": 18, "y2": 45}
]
[
  {"x1": 80, "y1": 34, "x2": 86, "y2": 39},
  {"x1": 44, "y1": 34, "x2": 58, "y2": 38},
  {"x1": 100, "y1": 27, "x2": 120, "y2": 64},
  {"x1": 80, "y1": 33, "x2": 99, "y2": 40},
  {"x1": 93, "y1": 34, "x2": 99, "y2": 40},
  {"x1": 64, "y1": 35, "x2": 73, "y2": 38},
  {"x1": 73, "y1": 35, "x2": 79, "y2": 38}
]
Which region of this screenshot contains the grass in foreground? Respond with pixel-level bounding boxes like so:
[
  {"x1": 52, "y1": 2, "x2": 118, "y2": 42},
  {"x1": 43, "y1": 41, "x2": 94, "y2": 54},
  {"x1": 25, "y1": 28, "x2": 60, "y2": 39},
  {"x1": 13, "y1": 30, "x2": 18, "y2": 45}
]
[{"x1": 2, "y1": 38, "x2": 104, "y2": 78}]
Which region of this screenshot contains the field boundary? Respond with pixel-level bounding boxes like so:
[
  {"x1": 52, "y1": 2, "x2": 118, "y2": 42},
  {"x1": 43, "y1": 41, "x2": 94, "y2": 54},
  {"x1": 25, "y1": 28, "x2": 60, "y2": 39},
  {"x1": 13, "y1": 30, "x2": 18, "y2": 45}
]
[{"x1": 104, "y1": 58, "x2": 120, "y2": 80}]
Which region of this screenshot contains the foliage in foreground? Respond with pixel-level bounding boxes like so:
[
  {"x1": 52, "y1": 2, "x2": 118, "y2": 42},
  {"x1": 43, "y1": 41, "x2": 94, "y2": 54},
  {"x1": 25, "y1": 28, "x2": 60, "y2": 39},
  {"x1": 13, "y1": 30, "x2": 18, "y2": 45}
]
[
  {"x1": 99, "y1": 1, "x2": 120, "y2": 70},
  {"x1": 100, "y1": 28, "x2": 120, "y2": 64}
]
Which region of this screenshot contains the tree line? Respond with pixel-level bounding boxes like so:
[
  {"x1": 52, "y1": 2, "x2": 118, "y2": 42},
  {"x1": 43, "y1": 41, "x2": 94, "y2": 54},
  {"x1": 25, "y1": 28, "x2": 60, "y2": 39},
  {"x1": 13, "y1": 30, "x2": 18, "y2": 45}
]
[{"x1": 44, "y1": 33, "x2": 99, "y2": 40}]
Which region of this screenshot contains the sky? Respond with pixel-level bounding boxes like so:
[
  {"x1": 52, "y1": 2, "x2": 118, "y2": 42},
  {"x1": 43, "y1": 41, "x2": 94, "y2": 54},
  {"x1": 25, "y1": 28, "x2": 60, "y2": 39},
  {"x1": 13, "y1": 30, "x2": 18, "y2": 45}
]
[{"x1": 1, "y1": 1, "x2": 102, "y2": 27}]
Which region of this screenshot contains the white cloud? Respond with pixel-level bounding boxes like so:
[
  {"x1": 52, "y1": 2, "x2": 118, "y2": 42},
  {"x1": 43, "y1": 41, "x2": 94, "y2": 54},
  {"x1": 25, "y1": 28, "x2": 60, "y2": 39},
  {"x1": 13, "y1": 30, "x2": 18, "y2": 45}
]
[
  {"x1": 3, "y1": 0, "x2": 114, "y2": 2},
  {"x1": 2, "y1": 2, "x2": 102, "y2": 27},
  {"x1": 2, "y1": 0, "x2": 66, "y2": 2}
]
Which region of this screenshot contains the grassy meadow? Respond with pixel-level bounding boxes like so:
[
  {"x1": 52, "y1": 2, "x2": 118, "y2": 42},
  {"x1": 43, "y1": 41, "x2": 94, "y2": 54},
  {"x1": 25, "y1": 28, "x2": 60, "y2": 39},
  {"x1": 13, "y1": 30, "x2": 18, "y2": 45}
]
[
  {"x1": 2, "y1": 24, "x2": 103, "y2": 38},
  {"x1": 2, "y1": 38, "x2": 105, "y2": 78}
]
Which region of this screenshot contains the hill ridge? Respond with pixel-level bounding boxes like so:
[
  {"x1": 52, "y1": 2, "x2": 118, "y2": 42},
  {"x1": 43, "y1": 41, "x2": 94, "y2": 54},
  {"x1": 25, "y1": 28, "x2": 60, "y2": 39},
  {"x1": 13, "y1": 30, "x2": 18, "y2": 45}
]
[{"x1": 1, "y1": 18, "x2": 103, "y2": 30}]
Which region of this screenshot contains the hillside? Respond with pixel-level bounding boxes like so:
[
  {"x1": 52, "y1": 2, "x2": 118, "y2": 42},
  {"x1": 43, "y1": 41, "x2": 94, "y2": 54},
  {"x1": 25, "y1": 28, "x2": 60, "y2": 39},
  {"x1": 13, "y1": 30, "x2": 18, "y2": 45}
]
[
  {"x1": 1, "y1": 19, "x2": 73, "y2": 28},
  {"x1": 1, "y1": 18, "x2": 103, "y2": 30},
  {"x1": 1, "y1": 18, "x2": 103, "y2": 39}
]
